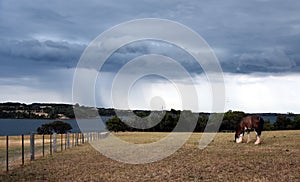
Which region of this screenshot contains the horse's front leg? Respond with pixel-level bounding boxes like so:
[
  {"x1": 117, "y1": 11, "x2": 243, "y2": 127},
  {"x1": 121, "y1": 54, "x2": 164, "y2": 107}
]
[
  {"x1": 246, "y1": 130, "x2": 251, "y2": 143},
  {"x1": 236, "y1": 131, "x2": 244, "y2": 143}
]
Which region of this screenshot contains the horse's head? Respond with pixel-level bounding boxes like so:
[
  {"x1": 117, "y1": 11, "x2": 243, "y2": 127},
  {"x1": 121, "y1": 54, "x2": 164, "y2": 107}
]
[
  {"x1": 235, "y1": 129, "x2": 243, "y2": 143},
  {"x1": 234, "y1": 132, "x2": 239, "y2": 142}
]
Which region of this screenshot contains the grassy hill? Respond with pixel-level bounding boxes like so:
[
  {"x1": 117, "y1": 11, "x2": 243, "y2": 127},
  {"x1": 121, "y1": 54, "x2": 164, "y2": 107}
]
[{"x1": 0, "y1": 130, "x2": 299, "y2": 181}]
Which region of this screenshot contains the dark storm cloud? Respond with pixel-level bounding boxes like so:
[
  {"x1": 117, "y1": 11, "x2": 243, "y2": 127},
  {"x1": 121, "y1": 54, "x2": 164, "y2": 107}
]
[
  {"x1": 0, "y1": 39, "x2": 84, "y2": 64},
  {"x1": 0, "y1": 0, "x2": 300, "y2": 112},
  {"x1": 100, "y1": 40, "x2": 203, "y2": 76},
  {"x1": 1, "y1": 0, "x2": 300, "y2": 78},
  {"x1": 0, "y1": 39, "x2": 85, "y2": 77}
]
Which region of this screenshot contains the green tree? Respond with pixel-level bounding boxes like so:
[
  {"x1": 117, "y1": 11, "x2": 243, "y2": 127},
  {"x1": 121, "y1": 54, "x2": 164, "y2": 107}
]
[
  {"x1": 37, "y1": 121, "x2": 72, "y2": 134},
  {"x1": 294, "y1": 116, "x2": 300, "y2": 130},
  {"x1": 194, "y1": 114, "x2": 208, "y2": 132},
  {"x1": 158, "y1": 113, "x2": 178, "y2": 132},
  {"x1": 106, "y1": 117, "x2": 128, "y2": 132},
  {"x1": 262, "y1": 119, "x2": 274, "y2": 131},
  {"x1": 221, "y1": 110, "x2": 246, "y2": 131},
  {"x1": 37, "y1": 123, "x2": 53, "y2": 134},
  {"x1": 51, "y1": 121, "x2": 73, "y2": 134},
  {"x1": 274, "y1": 115, "x2": 293, "y2": 130}
]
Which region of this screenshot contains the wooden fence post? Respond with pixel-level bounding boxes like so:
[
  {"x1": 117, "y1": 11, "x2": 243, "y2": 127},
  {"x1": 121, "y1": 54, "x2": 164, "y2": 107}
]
[
  {"x1": 30, "y1": 133, "x2": 35, "y2": 161},
  {"x1": 65, "y1": 134, "x2": 67, "y2": 150},
  {"x1": 50, "y1": 134, "x2": 52, "y2": 155},
  {"x1": 22, "y1": 134, "x2": 24, "y2": 165},
  {"x1": 78, "y1": 133, "x2": 80, "y2": 145},
  {"x1": 60, "y1": 134, "x2": 63, "y2": 151},
  {"x1": 75, "y1": 133, "x2": 78, "y2": 146},
  {"x1": 42, "y1": 134, "x2": 45, "y2": 157},
  {"x1": 53, "y1": 133, "x2": 57, "y2": 152},
  {"x1": 72, "y1": 133, "x2": 75, "y2": 147},
  {"x1": 82, "y1": 133, "x2": 84, "y2": 144},
  {"x1": 67, "y1": 133, "x2": 70, "y2": 149},
  {"x1": 6, "y1": 135, "x2": 9, "y2": 171}
]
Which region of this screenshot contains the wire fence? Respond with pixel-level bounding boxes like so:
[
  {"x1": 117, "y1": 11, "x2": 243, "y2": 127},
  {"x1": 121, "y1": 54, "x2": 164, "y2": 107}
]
[{"x1": 0, "y1": 132, "x2": 109, "y2": 172}]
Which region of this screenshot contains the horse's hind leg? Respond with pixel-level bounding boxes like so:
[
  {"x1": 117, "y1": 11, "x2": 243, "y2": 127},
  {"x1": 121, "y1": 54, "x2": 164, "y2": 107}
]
[{"x1": 246, "y1": 131, "x2": 251, "y2": 143}]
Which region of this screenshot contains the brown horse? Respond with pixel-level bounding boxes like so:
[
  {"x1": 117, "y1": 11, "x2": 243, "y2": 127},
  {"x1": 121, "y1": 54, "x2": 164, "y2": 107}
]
[{"x1": 235, "y1": 115, "x2": 264, "y2": 144}]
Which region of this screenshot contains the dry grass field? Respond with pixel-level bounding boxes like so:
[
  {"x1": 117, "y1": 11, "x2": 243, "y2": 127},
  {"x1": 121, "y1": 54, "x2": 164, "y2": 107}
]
[
  {"x1": 0, "y1": 130, "x2": 299, "y2": 181},
  {"x1": 0, "y1": 134, "x2": 78, "y2": 169}
]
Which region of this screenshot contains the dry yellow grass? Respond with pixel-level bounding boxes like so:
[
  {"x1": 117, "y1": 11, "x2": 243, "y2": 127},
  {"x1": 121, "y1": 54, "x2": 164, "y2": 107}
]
[
  {"x1": 0, "y1": 130, "x2": 299, "y2": 182},
  {"x1": 0, "y1": 135, "x2": 51, "y2": 149},
  {"x1": 0, "y1": 134, "x2": 78, "y2": 170}
]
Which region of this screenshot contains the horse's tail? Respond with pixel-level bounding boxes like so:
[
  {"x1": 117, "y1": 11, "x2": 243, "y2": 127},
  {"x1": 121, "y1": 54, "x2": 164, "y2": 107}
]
[{"x1": 259, "y1": 117, "x2": 264, "y2": 128}]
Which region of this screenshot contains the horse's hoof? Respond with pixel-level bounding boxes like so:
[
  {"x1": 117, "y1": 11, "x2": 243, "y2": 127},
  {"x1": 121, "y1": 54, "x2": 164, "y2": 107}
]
[
  {"x1": 254, "y1": 138, "x2": 261, "y2": 145},
  {"x1": 236, "y1": 136, "x2": 243, "y2": 143}
]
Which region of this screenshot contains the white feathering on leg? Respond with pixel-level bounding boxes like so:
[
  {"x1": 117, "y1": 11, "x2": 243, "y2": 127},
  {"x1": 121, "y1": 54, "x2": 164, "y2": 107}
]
[
  {"x1": 255, "y1": 136, "x2": 261, "y2": 144},
  {"x1": 254, "y1": 131, "x2": 261, "y2": 144},
  {"x1": 236, "y1": 133, "x2": 243, "y2": 143},
  {"x1": 247, "y1": 133, "x2": 251, "y2": 143}
]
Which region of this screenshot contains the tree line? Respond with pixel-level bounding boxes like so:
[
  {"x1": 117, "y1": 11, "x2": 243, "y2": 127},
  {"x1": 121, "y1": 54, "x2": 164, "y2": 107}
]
[
  {"x1": 106, "y1": 110, "x2": 300, "y2": 132},
  {"x1": 0, "y1": 102, "x2": 115, "y2": 119},
  {"x1": 2, "y1": 103, "x2": 300, "y2": 132}
]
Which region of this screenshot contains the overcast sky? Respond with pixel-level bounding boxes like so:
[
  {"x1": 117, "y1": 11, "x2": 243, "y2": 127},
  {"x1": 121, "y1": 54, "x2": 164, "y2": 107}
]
[{"x1": 0, "y1": 0, "x2": 300, "y2": 113}]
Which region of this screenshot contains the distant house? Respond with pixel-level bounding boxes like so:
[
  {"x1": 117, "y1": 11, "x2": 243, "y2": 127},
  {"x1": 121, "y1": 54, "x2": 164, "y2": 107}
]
[
  {"x1": 57, "y1": 114, "x2": 70, "y2": 120},
  {"x1": 32, "y1": 111, "x2": 49, "y2": 118},
  {"x1": 8, "y1": 106, "x2": 16, "y2": 110}
]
